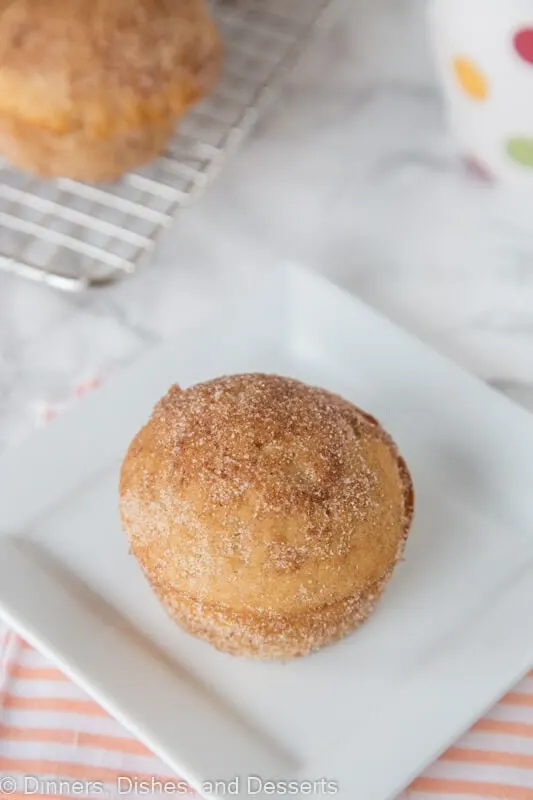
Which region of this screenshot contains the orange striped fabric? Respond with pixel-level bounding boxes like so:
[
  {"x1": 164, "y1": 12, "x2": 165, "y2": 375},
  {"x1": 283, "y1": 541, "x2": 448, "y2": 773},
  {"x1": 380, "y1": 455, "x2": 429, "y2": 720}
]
[{"x1": 1, "y1": 623, "x2": 533, "y2": 800}]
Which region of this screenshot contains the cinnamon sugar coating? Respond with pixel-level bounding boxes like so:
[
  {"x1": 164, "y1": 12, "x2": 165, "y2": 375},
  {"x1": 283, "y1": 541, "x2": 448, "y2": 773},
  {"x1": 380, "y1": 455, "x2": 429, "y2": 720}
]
[
  {"x1": 120, "y1": 374, "x2": 414, "y2": 659},
  {"x1": 0, "y1": 0, "x2": 222, "y2": 181}
]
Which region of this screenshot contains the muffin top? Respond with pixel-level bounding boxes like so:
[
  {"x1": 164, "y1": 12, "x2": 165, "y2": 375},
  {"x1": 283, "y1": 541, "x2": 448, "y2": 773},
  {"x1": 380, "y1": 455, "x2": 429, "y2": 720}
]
[
  {"x1": 120, "y1": 374, "x2": 413, "y2": 615},
  {"x1": 0, "y1": 0, "x2": 221, "y2": 136}
]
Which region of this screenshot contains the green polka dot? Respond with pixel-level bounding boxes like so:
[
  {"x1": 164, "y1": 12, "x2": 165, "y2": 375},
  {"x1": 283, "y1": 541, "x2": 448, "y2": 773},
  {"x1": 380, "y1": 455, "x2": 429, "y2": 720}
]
[{"x1": 507, "y1": 137, "x2": 533, "y2": 168}]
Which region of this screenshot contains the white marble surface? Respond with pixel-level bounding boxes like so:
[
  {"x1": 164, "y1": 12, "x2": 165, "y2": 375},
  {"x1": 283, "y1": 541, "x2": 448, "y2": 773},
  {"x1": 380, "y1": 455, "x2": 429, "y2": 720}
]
[{"x1": 2, "y1": 0, "x2": 533, "y2": 450}]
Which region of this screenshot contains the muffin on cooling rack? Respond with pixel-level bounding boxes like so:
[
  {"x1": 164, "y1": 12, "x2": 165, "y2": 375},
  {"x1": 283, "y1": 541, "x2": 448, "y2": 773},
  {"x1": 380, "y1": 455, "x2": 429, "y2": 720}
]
[
  {"x1": 0, "y1": 0, "x2": 222, "y2": 182},
  {"x1": 120, "y1": 374, "x2": 414, "y2": 660}
]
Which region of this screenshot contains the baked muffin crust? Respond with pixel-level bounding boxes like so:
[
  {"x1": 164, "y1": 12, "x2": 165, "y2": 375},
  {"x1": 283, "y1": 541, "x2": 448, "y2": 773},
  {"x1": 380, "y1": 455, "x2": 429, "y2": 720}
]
[
  {"x1": 120, "y1": 375, "x2": 414, "y2": 659},
  {"x1": 0, "y1": 0, "x2": 222, "y2": 180}
]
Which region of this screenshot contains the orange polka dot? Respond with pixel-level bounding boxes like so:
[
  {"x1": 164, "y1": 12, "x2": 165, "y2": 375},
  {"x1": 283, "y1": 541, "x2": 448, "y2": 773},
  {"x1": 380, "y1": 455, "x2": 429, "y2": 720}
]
[{"x1": 453, "y1": 57, "x2": 488, "y2": 100}]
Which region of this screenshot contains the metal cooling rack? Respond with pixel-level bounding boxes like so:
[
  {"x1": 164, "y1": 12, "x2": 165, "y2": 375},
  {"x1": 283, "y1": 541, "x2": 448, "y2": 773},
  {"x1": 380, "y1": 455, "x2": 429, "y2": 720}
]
[{"x1": 0, "y1": 0, "x2": 337, "y2": 292}]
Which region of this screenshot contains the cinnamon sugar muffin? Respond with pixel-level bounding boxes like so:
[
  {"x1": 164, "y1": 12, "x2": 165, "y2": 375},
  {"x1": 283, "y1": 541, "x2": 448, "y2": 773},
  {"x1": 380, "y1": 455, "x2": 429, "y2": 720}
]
[
  {"x1": 0, "y1": 0, "x2": 222, "y2": 182},
  {"x1": 119, "y1": 374, "x2": 414, "y2": 659}
]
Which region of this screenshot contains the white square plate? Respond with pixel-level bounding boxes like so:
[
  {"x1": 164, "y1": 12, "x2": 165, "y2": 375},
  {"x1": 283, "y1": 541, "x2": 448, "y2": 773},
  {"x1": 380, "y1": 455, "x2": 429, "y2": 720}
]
[{"x1": 1, "y1": 264, "x2": 533, "y2": 800}]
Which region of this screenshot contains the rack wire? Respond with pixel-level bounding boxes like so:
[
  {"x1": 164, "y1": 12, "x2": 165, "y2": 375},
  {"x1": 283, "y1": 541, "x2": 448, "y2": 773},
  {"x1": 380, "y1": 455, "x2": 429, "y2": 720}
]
[{"x1": 0, "y1": 0, "x2": 336, "y2": 292}]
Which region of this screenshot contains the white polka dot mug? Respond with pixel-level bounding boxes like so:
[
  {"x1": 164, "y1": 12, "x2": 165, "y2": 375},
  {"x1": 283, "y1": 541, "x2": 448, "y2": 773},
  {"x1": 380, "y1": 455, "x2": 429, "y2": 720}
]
[{"x1": 429, "y1": 0, "x2": 533, "y2": 185}]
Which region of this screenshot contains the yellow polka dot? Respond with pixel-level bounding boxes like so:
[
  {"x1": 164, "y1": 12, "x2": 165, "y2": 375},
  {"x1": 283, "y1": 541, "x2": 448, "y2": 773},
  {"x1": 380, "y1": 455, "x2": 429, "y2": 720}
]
[{"x1": 453, "y1": 57, "x2": 488, "y2": 100}]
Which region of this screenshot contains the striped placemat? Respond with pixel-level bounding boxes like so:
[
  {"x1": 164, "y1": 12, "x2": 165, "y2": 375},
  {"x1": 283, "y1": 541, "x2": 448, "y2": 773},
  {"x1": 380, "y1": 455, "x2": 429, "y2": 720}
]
[{"x1": 1, "y1": 623, "x2": 533, "y2": 799}]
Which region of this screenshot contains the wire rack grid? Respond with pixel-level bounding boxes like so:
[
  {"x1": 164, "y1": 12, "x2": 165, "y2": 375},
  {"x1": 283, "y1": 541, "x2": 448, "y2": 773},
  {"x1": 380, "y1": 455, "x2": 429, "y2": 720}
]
[{"x1": 0, "y1": 0, "x2": 338, "y2": 292}]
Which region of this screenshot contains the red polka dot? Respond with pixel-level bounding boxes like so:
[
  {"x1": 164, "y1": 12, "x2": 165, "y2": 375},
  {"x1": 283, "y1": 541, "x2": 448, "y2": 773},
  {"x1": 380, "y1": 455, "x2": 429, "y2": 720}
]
[
  {"x1": 463, "y1": 156, "x2": 493, "y2": 183},
  {"x1": 42, "y1": 407, "x2": 58, "y2": 423},
  {"x1": 514, "y1": 28, "x2": 533, "y2": 64}
]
